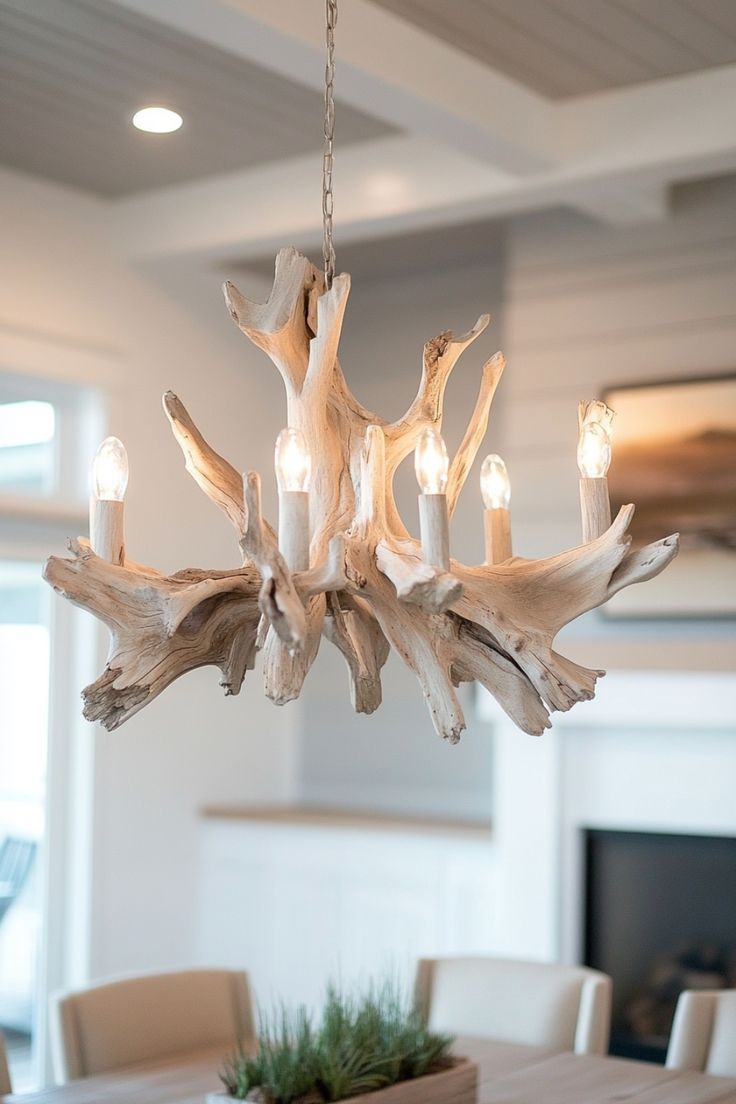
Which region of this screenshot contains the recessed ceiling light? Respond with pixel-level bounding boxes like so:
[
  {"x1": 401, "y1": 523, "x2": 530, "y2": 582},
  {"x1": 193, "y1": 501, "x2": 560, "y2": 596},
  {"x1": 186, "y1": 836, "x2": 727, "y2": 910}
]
[{"x1": 132, "y1": 106, "x2": 183, "y2": 133}]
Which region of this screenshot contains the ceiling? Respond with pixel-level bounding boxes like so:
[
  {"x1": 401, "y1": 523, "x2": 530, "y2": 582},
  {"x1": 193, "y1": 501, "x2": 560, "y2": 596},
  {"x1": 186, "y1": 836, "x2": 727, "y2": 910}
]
[
  {"x1": 236, "y1": 217, "x2": 507, "y2": 285},
  {"x1": 368, "y1": 0, "x2": 736, "y2": 98},
  {"x1": 0, "y1": 0, "x2": 391, "y2": 197}
]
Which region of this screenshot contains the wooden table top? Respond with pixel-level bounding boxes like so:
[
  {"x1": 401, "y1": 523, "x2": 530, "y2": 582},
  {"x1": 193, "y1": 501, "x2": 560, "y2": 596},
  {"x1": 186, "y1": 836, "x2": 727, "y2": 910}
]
[{"x1": 5, "y1": 1035, "x2": 736, "y2": 1104}]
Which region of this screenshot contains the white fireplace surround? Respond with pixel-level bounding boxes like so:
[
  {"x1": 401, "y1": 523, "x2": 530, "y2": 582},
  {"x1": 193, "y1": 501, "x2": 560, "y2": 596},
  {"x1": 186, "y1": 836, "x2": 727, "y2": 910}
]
[{"x1": 479, "y1": 670, "x2": 736, "y2": 968}]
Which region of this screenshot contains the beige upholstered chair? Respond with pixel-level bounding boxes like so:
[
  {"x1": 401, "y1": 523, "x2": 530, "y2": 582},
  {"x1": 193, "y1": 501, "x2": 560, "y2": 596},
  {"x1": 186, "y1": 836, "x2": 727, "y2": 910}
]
[
  {"x1": 666, "y1": 989, "x2": 736, "y2": 1077},
  {"x1": 0, "y1": 1030, "x2": 11, "y2": 1096},
  {"x1": 49, "y1": 968, "x2": 255, "y2": 1084},
  {"x1": 415, "y1": 956, "x2": 612, "y2": 1056}
]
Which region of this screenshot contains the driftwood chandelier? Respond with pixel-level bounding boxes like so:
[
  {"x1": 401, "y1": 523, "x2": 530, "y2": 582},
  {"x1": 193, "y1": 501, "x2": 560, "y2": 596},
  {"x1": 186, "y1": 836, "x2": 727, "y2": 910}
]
[{"x1": 44, "y1": 1, "x2": 679, "y2": 741}]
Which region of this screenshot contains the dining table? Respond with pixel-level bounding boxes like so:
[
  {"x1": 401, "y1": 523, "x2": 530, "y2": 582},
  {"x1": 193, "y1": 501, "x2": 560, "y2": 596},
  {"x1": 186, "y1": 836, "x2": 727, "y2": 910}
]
[{"x1": 4, "y1": 1035, "x2": 736, "y2": 1104}]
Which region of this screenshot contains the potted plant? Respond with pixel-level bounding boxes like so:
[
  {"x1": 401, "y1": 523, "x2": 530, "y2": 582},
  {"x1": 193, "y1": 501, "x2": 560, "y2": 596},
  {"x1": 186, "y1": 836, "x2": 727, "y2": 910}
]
[{"x1": 207, "y1": 982, "x2": 477, "y2": 1104}]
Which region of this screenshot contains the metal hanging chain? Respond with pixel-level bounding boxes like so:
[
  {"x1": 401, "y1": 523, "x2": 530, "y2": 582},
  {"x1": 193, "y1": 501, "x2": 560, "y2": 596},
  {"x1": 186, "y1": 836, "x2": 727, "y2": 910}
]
[{"x1": 322, "y1": 0, "x2": 338, "y2": 289}]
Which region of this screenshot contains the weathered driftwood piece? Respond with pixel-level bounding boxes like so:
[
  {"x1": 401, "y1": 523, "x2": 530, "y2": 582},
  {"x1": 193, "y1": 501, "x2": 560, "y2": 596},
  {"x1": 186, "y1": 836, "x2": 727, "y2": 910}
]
[
  {"x1": 43, "y1": 539, "x2": 260, "y2": 729},
  {"x1": 44, "y1": 247, "x2": 679, "y2": 739}
]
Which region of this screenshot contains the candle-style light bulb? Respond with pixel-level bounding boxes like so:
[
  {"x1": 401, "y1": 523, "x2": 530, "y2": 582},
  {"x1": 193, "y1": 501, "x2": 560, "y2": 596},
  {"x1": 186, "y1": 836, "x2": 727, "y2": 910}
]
[
  {"x1": 274, "y1": 427, "x2": 311, "y2": 493},
  {"x1": 92, "y1": 436, "x2": 129, "y2": 501},
  {"x1": 480, "y1": 454, "x2": 511, "y2": 510},
  {"x1": 414, "y1": 427, "x2": 449, "y2": 494},
  {"x1": 577, "y1": 422, "x2": 612, "y2": 479}
]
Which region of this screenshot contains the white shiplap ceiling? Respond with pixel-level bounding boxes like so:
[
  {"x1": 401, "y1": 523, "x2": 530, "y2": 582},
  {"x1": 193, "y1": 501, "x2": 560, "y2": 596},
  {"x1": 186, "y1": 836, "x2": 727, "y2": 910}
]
[
  {"x1": 0, "y1": 0, "x2": 392, "y2": 197},
  {"x1": 368, "y1": 0, "x2": 736, "y2": 98}
]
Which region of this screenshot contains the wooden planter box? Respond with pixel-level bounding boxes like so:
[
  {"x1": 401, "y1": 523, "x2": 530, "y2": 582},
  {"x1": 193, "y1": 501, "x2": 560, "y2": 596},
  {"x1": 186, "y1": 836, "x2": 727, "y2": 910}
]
[{"x1": 207, "y1": 1057, "x2": 478, "y2": 1104}]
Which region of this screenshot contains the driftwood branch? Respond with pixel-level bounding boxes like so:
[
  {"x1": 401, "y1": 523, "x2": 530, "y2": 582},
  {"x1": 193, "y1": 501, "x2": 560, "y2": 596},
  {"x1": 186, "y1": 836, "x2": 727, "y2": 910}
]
[
  {"x1": 44, "y1": 248, "x2": 679, "y2": 737},
  {"x1": 163, "y1": 391, "x2": 245, "y2": 536},
  {"x1": 43, "y1": 540, "x2": 259, "y2": 729}
]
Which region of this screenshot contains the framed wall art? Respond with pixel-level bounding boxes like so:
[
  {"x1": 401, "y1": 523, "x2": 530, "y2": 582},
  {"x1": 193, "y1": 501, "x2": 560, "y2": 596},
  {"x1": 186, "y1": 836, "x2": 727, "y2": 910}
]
[{"x1": 603, "y1": 373, "x2": 736, "y2": 619}]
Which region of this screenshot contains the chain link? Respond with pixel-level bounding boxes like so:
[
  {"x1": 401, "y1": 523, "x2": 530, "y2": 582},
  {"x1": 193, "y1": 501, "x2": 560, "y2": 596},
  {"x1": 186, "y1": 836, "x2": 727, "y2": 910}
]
[{"x1": 322, "y1": 0, "x2": 338, "y2": 289}]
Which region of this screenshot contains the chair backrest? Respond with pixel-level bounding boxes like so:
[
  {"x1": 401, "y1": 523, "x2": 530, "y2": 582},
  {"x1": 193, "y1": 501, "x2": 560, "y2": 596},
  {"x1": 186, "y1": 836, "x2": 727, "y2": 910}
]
[
  {"x1": 666, "y1": 990, "x2": 736, "y2": 1078},
  {"x1": 0, "y1": 1030, "x2": 11, "y2": 1096},
  {"x1": 49, "y1": 968, "x2": 255, "y2": 1084},
  {"x1": 415, "y1": 956, "x2": 612, "y2": 1056}
]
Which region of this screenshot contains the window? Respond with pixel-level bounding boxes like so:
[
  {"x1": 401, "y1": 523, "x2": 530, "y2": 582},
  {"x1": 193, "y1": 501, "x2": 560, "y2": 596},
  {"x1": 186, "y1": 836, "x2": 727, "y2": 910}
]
[
  {"x1": 0, "y1": 563, "x2": 49, "y2": 1086},
  {"x1": 0, "y1": 401, "x2": 56, "y2": 496},
  {"x1": 0, "y1": 372, "x2": 96, "y2": 1090}
]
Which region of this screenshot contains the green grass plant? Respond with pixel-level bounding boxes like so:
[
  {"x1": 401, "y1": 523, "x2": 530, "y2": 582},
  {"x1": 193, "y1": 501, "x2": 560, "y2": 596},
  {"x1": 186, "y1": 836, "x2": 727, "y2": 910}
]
[{"x1": 220, "y1": 980, "x2": 454, "y2": 1103}]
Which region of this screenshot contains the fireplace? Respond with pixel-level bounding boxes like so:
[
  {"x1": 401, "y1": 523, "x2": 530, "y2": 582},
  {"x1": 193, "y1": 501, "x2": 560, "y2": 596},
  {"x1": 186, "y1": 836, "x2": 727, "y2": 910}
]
[{"x1": 583, "y1": 828, "x2": 736, "y2": 1063}]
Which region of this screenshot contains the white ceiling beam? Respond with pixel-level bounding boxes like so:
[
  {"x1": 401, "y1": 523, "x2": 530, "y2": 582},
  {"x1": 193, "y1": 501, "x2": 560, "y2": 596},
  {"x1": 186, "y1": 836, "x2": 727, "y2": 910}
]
[
  {"x1": 110, "y1": 135, "x2": 512, "y2": 263},
  {"x1": 560, "y1": 64, "x2": 736, "y2": 182},
  {"x1": 107, "y1": 0, "x2": 557, "y2": 175}
]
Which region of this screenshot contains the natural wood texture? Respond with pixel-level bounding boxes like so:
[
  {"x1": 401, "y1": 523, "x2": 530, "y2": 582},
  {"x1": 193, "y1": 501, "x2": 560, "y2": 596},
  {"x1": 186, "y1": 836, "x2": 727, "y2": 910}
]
[
  {"x1": 483, "y1": 507, "x2": 512, "y2": 565},
  {"x1": 199, "y1": 803, "x2": 492, "y2": 837},
  {"x1": 7, "y1": 1036, "x2": 736, "y2": 1104},
  {"x1": 43, "y1": 248, "x2": 679, "y2": 738}
]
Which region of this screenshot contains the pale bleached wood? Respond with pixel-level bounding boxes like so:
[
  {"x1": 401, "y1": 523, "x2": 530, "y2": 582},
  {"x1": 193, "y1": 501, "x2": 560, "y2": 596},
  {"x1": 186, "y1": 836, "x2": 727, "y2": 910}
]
[
  {"x1": 324, "y1": 592, "x2": 389, "y2": 714},
  {"x1": 579, "y1": 477, "x2": 612, "y2": 542},
  {"x1": 43, "y1": 248, "x2": 680, "y2": 738},
  {"x1": 376, "y1": 541, "x2": 462, "y2": 615},
  {"x1": 483, "y1": 507, "x2": 512, "y2": 564},
  {"x1": 163, "y1": 391, "x2": 246, "y2": 537},
  {"x1": 10, "y1": 1038, "x2": 736, "y2": 1104},
  {"x1": 446, "y1": 351, "x2": 505, "y2": 518},
  {"x1": 90, "y1": 499, "x2": 125, "y2": 565},
  {"x1": 43, "y1": 540, "x2": 259, "y2": 730},
  {"x1": 223, "y1": 247, "x2": 322, "y2": 391}
]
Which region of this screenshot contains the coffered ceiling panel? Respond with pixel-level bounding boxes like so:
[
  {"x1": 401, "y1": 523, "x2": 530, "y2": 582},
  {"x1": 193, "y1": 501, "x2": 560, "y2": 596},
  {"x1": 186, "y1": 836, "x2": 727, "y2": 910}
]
[
  {"x1": 368, "y1": 0, "x2": 736, "y2": 98},
  {"x1": 0, "y1": 0, "x2": 392, "y2": 197}
]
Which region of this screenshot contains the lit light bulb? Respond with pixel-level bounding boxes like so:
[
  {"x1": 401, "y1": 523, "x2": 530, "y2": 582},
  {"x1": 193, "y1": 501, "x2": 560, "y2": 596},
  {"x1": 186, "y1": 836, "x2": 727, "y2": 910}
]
[
  {"x1": 480, "y1": 454, "x2": 511, "y2": 510},
  {"x1": 132, "y1": 106, "x2": 183, "y2": 133},
  {"x1": 414, "y1": 428, "x2": 449, "y2": 495},
  {"x1": 577, "y1": 422, "x2": 612, "y2": 479},
  {"x1": 275, "y1": 427, "x2": 311, "y2": 493},
  {"x1": 92, "y1": 437, "x2": 129, "y2": 501}
]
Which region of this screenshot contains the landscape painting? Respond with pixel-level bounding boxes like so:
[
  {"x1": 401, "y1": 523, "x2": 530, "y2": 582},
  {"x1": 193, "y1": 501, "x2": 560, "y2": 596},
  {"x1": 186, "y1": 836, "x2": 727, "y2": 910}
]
[{"x1": 604, "y1": 374, "x2": 736, "y2": 619}]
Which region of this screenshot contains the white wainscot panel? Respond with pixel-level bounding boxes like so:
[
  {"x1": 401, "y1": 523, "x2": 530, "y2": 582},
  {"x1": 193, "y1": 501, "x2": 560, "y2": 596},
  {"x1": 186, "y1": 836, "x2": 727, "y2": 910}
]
[{"x1": 196, "y1": 820, "x2": 496, "y2": 1015}]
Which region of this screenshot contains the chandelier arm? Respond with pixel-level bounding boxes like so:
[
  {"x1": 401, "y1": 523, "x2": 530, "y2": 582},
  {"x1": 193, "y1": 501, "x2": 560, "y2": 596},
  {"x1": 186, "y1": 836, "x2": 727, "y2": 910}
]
[
  {"x1": 446, "y1": 351, "x2": 506, "y2": 519},
  {"x1": 606, "y1": 532, "x2": 679, "y2": 597},
  {"x1": 449, "y1": 619, "x2": 553, "y2": 736},
  {"x1": 43, "y1": 540, "x2": 261, "y2": 730},
  {"x1": 263, "y1": 594, "x2": 326, "y2": 705},
  {"x1": 323, "y1": 592, "x2": 389, "y2": 715},
  {"x1": 223, "y1": 249, "x2": 323, "y2": 392},
  {"x1": 342, "y1": 536, "x2": 468, "y2": 742},
  {"x1": 376, "y1": 540, "x2": 462, "y2": 615},
  {"x1": 163, "y1": 390, "x2": 249, "y2": 539},
  {"x1": 383, "y1": 314, "x2": 490, "y2": 452}
]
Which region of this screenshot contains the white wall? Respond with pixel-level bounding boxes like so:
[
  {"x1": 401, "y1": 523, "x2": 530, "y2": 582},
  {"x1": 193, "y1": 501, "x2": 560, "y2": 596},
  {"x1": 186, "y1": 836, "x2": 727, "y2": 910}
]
[{"x1": 0, "y1": 167, "x2": 298, "y2": 981}]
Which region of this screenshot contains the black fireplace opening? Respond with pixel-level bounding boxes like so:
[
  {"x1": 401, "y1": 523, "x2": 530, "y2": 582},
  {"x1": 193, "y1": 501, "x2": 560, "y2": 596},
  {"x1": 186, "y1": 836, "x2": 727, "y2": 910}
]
[{"x1": 583, "y1": 828, "x2": 736, "y2": 1064}]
